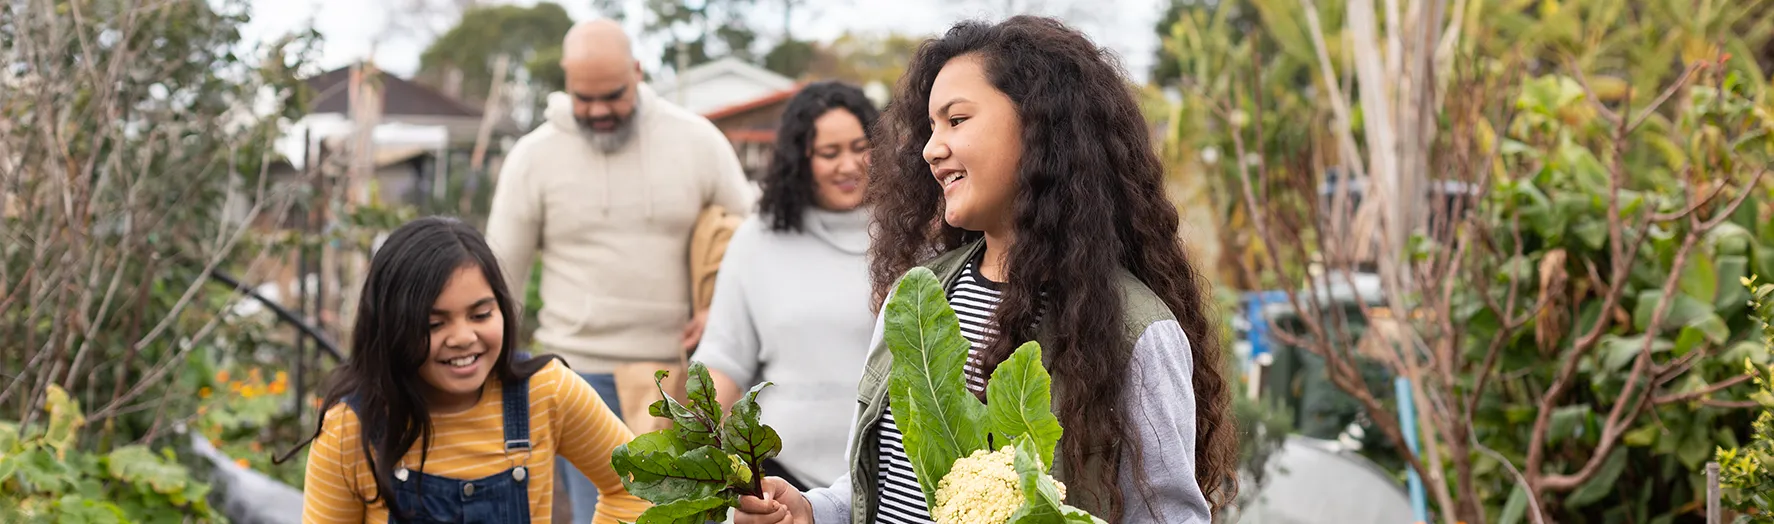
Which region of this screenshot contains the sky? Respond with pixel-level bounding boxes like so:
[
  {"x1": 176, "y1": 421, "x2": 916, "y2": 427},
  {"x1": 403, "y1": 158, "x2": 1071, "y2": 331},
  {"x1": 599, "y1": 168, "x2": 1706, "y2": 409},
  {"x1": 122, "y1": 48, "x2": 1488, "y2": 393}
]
[{"x1": 241, "y1": 0, "x2": 1169, "y2": 84}]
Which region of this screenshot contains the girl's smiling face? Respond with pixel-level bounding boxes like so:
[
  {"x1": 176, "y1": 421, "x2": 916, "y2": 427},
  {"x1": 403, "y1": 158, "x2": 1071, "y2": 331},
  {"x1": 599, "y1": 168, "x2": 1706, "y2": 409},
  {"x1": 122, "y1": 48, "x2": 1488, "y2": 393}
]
[
  {"x1": 923, "y1": 53, "x2": 1024, "y2": 236},
  {"x1": 418, "y1": 265, "x2": 505, "y2": 412}
]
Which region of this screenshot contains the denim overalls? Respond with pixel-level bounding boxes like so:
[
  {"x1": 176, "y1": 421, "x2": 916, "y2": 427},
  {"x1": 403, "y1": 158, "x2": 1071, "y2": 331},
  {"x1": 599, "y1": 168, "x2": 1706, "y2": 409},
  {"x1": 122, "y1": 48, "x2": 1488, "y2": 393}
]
[{"x1": 346, "y1": 377, "x2": 535, "y2": 523}]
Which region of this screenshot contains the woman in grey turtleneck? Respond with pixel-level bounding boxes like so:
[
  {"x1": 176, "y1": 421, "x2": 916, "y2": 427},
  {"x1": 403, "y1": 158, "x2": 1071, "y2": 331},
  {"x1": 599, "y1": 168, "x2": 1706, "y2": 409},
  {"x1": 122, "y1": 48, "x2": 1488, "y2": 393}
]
[{"x1": 694, "y1": 81, "x2": 879, "y2": 490}]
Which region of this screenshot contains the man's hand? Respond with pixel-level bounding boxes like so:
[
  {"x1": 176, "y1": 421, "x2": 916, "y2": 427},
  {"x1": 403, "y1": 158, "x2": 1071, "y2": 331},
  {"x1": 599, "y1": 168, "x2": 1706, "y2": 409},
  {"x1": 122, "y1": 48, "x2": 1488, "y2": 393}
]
[
  {"x1": 735, "y1": 477, "x2": 813, "y2": 524},
  {"x1": 681, "y1": 309, "x2": 709, "y2": 353}
]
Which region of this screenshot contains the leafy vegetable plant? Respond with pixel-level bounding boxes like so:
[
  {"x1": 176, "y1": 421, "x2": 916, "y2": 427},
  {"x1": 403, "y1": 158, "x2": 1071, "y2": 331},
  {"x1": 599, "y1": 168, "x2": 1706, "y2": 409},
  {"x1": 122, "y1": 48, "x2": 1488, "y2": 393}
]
[
  {"x1": 609, "y1": 363, "x2": 782, "y2": 523},
  {"x1": 885, "y1": 267, "x2": 1105, "y2": 524}
]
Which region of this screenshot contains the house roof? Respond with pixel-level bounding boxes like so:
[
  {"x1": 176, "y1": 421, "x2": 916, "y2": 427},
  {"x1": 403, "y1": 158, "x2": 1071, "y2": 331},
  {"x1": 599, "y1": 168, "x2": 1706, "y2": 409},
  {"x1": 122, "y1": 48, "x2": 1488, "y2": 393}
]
[
  {"x1": 653, "y1": 57, "x2": 798, "y2": 114},
  {"x1": 304, "y1": 65, "x2": 481, "y2": 118},
  {"x1": 704, "y1": 86, "x2": 800, "y2": 121},
  {"x1": 653, "y1": 56, "x2": 795, "y2": 95}
]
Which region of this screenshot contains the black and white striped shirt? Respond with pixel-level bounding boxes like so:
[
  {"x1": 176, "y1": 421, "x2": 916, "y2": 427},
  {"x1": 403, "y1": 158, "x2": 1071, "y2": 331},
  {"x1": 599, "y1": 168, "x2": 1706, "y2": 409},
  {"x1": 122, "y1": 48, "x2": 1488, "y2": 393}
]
[{"x1": 874, "y1": 260, "x2": 1000, "y2": 523}]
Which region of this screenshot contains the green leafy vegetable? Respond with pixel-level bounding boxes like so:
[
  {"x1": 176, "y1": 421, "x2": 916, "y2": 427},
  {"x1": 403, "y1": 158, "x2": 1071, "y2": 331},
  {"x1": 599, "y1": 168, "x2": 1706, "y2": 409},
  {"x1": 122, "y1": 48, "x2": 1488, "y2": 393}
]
[
  {"x1": 885, "y1": 267, "x2": 989, "y2": 507},
  {"x1": 884, "y1": 267, "x2": 1105, "y2": 523},
  {"x1": 988, "y1": 342, "x2": 1063, "y2": 469},
  {"x1": 611, "y1": 362, "x2": 782, "y2": 523}
]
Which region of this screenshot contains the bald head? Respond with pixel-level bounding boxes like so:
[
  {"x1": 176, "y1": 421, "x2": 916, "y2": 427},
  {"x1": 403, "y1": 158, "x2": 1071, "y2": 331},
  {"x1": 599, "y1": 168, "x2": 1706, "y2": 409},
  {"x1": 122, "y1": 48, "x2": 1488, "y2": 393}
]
[{"x1": 562, "y1": 19, "x2": 634, "y2": 69}]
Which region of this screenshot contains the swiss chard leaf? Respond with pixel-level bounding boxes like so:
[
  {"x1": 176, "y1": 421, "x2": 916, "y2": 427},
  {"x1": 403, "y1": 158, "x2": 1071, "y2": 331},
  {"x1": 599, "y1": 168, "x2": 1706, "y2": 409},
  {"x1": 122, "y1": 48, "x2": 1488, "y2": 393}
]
[
  {"x1": 647, "y1": 369, "x2": 721, "y2": 449},
  {"x1": 685, "y1": 362, "x2": 725, "y2": 431},
  {"x1": 611, "y1": 432, "x2": 729, "y2": 504},
  {"x1": 615, "y1": 354, "x2": 786, "y2": 520},
  {"x1": 885, "y1": 267, "x2": 989, "y2": 508},
  {"x1": 721, "y1": 381, "x2": 782, "y2": 492},
  {"x1": 987, "y1": 342, "x2": 1063, "y2": 469},
  {"x1": 635, "y1": 495, "x2": 731, "y2": 524}
]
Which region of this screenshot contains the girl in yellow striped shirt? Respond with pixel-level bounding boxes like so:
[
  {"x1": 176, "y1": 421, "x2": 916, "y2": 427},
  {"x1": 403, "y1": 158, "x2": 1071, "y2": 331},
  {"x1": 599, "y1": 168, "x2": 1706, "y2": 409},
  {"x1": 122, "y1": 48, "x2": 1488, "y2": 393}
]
[{"x1": 282, "y1": 217, "x2": 649, "y2": 523}]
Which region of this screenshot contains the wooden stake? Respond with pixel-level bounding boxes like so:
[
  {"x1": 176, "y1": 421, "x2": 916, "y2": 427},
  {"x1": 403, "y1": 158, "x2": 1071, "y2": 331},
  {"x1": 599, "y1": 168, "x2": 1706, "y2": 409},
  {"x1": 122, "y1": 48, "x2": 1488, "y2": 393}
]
[{"x1": 463, "y1": 54, "x2": 510, "y2": 216}]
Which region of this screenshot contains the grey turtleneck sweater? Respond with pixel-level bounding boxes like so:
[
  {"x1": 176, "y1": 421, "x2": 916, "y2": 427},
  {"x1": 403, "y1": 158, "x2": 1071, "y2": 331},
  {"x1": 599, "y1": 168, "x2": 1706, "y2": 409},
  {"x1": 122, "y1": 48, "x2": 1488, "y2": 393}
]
[{"x1": 692, "y1": 207, "x2": 875, "y2": 487}]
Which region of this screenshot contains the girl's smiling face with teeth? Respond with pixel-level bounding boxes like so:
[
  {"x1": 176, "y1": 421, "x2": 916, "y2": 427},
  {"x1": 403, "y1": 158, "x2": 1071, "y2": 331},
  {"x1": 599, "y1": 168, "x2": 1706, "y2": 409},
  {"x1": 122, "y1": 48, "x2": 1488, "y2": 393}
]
[
  {"x1": 419, "y1": 264, "x2": 505, "y2": 413},
  {"x1": 923, "y1": 53, "x2": 1024, "y2": 235}
]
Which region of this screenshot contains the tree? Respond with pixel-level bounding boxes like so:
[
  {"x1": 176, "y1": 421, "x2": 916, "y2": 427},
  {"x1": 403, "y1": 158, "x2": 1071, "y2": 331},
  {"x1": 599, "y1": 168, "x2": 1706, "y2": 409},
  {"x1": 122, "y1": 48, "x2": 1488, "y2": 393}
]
[
  {"x1": 764, "y1": 39, "x2": 816, "y2": 79},
  {"x1": 1149, "y1": 0, "x2": 1263, "y2": 89},
  {"x1": 1167, "y1": 0, "x2": 1774, "y2": 522},
  {"x1": 1, "y1": 0, "x2": 318, "y2": 518},
  {"x1": 803, "y1": 32, "x2": 926, "y2": 93},
  {"x1": 378, "y1": 0, "x2": 483, "y2": 42},
  {"x1": 415, "y1": 2, "x2": 574, "y2": 107},
  {"x1": 639, "y1": 0, "x2": 762, "y2": 73}
]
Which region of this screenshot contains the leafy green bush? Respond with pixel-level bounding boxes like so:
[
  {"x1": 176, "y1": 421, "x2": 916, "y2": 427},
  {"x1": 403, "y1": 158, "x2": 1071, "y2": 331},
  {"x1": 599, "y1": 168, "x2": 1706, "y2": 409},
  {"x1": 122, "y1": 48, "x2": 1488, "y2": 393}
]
[
  {"x1": 1716, "y1": 276, "x2": 1774, "y2": 522},
  {"x1": 0, "y1": 386, "x2": 219, "y2": 523}
]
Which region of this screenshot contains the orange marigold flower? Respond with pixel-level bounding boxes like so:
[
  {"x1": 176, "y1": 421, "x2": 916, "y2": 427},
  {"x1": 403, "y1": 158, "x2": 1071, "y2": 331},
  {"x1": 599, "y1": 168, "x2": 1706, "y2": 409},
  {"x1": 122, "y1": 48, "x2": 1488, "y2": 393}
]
[
  {"x1": 268, "y1": 381, "x2": 287, "y2": 395},
  {"x1": 274, "y1": 371, "x2": 289, "y2": 384},
  {"x1": 215, "y1": 370, "x2": 230, "y2": 383},
  {"x1": 199, "y1": 387, "x2": 213, "y2": 399},
  {"x1": 235, "y1": 458, "x2": 251, "y2": 469}
]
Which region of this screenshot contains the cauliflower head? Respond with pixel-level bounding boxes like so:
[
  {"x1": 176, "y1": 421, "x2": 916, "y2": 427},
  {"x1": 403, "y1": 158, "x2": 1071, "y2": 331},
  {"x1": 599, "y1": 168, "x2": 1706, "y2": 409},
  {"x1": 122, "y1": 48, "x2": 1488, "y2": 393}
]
[{"x1": 932, "y1": 446, "x2": 1067, "y2": 524}]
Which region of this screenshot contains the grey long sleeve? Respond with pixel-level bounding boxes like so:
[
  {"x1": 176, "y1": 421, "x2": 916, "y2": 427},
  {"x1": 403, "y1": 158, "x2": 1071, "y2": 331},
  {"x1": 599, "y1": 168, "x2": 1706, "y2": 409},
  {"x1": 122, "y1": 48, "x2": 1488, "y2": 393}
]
[{"x1": 1120, "y1": 319, "x2": 1213, "y2": 524}]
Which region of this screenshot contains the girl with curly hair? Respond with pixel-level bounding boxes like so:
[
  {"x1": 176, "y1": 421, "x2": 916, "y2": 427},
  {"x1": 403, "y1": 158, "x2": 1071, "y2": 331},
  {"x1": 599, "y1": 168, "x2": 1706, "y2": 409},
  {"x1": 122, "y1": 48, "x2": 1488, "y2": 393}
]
[{"x1": 736, "y1": 16, "x2": 1238, "y2": 524}]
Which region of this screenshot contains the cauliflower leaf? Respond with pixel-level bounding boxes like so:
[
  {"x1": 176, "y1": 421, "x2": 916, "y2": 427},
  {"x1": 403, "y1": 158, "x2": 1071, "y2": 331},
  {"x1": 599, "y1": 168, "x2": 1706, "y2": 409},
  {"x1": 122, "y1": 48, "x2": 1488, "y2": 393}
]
[
  {"x1": 987, "y1": 342, "x2": 1063, "y2": 470},
  {"x1": 886, "y1": 267, "x2": 991, "y2": 507}
]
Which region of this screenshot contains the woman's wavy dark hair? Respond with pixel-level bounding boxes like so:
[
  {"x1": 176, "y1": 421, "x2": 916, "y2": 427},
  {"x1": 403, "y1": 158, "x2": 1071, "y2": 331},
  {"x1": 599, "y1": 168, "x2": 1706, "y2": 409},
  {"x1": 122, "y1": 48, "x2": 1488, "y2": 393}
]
[
  {"x1": 867, "y1": 16, "x2": 1237, "y2": 518},
  {"x1": 756, "y1": 81, "x2": 880, "y2": 233},
  {"x1": 277, "y1": 216, "x2": 559, "y2": 519}
]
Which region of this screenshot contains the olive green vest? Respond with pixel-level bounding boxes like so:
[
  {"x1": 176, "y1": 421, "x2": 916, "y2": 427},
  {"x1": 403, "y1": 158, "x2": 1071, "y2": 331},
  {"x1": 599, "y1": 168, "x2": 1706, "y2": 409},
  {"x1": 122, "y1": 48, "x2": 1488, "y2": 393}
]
[{"x1": 844, "y1": 239, "x2": 1177, "y2": 522}]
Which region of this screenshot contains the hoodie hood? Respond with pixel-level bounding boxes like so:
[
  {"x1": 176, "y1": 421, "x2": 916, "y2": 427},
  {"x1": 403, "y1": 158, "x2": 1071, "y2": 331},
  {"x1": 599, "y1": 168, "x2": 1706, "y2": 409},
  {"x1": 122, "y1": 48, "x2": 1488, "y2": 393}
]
[
  {"x1": 545, "y1": 91, "x2": 579, "y2": 134},
  {"x1": 803, "y1": 207, "x2": 871, "y2": 255}
]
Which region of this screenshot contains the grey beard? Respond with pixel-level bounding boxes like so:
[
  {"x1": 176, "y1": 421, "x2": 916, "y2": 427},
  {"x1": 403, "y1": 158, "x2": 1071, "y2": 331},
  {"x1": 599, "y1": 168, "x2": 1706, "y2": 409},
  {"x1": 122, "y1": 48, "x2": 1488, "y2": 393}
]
[
  {"x1": 581, "y1": 95, "x2": 640, "y2": 153},
  {"x1": 584, "y1": 122, "x2": 636, "y2": 153}
]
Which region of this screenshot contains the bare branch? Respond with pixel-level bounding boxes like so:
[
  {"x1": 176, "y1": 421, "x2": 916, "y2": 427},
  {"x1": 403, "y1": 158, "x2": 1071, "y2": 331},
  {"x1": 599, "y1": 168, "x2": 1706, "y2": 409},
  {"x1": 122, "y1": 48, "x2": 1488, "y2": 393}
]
[
  {"x1": 1699, "y1": 169, "x2": 1767, "y2": 231},
  {"x1": 1542, "y1": 232, "x2": 1698, "y2": 492},
  {"x1": 1565, "y1": 57, "x2": 1623, "y2": 126},
  {"x1": 126, "y1": 195, "x2": 267, "y2": 353},
  {"x1": 1470, "y1": 414, "x2": 1549, "y2": 524},
  {"x1": 1653, "y1": 374, "x2": 1755, "y2": 405},
  {"x1": 1628, "y1": 63, "x2": 1704, "y2": 133},
  {"x1": 85, "y1": 195, "x2": 292, "y2": 423}
]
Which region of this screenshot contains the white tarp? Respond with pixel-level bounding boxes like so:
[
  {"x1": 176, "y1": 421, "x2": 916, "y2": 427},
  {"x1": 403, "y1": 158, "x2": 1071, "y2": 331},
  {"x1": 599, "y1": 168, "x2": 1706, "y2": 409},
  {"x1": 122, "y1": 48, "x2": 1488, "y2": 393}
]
[
  {"x1": 275, "y1": 115, "x2": 449, "y2": 170},
  {"x1": 1236, "y1": 436, "x2": 1415, "y2": 524}
]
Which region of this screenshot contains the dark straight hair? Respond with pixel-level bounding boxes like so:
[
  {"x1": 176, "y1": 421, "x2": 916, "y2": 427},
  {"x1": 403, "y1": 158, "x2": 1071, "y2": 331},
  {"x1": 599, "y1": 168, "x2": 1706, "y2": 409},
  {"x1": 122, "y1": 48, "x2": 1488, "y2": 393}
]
[{"x1": 277, "y1": 216, "x2": 559, "y2": 519}]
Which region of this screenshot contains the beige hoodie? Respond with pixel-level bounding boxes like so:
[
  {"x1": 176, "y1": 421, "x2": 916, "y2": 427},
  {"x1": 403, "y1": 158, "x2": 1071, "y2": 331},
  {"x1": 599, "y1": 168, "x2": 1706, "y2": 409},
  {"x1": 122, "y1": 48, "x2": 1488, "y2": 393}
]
[{"x1": 486, "y1": 83, "x2": 754, "y2": 372}]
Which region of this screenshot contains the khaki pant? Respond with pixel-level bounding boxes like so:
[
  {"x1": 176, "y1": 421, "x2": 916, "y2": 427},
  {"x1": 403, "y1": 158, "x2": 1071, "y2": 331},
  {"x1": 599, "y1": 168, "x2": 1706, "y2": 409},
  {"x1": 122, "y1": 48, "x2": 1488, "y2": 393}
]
[{"x1": 611, "y1": 361, "x2": 689, "y2": 435}]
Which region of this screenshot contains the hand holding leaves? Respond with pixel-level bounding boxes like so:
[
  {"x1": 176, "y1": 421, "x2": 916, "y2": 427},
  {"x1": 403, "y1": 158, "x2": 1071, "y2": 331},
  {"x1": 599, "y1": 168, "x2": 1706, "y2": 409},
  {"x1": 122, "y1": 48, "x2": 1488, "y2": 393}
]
[{"x1": 612, "y1": 363, "x2": 782, "y2": 523}]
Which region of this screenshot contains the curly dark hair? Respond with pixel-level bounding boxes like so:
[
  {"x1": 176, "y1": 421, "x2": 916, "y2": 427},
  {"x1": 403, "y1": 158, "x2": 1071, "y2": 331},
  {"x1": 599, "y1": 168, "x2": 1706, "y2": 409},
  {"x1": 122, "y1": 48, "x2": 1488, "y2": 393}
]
[
  {"x1": 867, "y1": 16, "x2": 1238, "y2": 518},
  {"x1": 756, "y1": 81, "x2": 880, "y2": 233}
]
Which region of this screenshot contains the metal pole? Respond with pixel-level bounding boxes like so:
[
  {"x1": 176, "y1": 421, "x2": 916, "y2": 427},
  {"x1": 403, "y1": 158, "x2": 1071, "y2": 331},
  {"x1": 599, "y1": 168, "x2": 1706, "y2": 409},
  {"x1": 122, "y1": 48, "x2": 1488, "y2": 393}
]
[
  {"x1": 1396, "y1": 376, "x2": 1430, "y2": 524},
  {"x1": 293, "y1": 128, "x2": 311, "y2": 418},
  {"x1": 1708, "y1": 462, "x2": 1721, "y2": 524}
]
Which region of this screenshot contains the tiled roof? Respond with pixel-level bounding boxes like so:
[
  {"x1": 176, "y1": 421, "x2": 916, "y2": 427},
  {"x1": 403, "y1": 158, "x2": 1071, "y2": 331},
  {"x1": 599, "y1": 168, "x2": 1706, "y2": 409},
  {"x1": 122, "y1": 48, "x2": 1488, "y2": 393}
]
[{"x1": 304, "y1": 66, "x2": 480, "y2": 118}]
